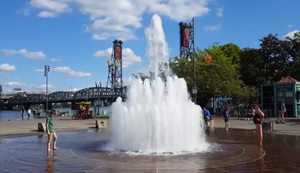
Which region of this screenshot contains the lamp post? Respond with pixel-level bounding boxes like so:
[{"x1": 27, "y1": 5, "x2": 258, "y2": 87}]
[
  {"x1": 44, "y1": 65, "x2": 50, "y2": 116},
  {"x1": 191, "y1": 18, "x2": 197, "y2": 103}
]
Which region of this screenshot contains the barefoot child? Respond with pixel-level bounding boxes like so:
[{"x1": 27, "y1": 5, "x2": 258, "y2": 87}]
[{"x1": 46, "y1": 110, "x2": 58, "y2": 151}]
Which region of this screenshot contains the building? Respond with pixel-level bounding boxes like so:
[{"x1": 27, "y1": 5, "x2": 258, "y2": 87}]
[{"x1": 260, "y1": 76, "x2": 300, "y2": 117}]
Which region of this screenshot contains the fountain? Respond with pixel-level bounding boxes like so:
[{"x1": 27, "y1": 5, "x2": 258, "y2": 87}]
[
  {"x1": 108, "y1": 14, "x2": 209, "y2": 154},
  {"x1": 0, "y1": 15, "x2": 269, "y2": 173}
]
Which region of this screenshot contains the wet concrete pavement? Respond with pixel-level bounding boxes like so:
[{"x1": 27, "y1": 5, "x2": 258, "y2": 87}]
[
  {"x1": 1, "y1": 128, "x2": 300, "y2": 172},
  {"x1": 1, "y1": 116, "x2": 300, "y2": 172},
  {"x1": 1, "y1": 116, "x2": 300, "y2": 137}
]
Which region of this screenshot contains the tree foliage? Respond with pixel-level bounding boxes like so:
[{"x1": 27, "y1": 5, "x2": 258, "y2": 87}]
[
  {"x1": 240, "y1": 32, "x2": 300, "y2": 88},
  {"x1": 170, "y1": 42, "x2": 257, "y2": 106},
  {"x1": 132, "y1": 31, "x2": 300, "y2": 106}
]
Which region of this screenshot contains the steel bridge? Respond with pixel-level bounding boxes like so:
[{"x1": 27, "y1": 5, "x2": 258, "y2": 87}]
[{"x1": 5, "y1": 87, "x2": 126, "y2": 105}]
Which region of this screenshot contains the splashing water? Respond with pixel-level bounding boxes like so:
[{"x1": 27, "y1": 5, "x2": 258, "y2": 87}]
[{"x1": 108, "y1": 14, "x2": 208, "y2": 154}]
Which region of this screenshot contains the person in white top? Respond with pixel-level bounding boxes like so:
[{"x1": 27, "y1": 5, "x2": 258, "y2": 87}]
[{"x1": 27, "y1": 108, "x2": 31, "y2": 120}]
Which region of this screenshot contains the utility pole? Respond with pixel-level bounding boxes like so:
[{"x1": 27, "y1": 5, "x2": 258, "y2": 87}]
[
  {"x1": 44, "y1": 65, "x2": 50, "y2": 116},
  {"x1": 191, "y1": 18, "x2": 197, "y2": 103}
]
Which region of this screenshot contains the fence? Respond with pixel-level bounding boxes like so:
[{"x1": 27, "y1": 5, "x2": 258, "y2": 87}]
[{"x1": 228, "y1": 108, "x2": 278, "y2": 120}]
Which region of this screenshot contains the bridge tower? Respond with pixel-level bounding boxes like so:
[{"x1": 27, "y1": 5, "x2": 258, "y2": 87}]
[
  {"x1": 106, "y1": 39, "x2": 123, "y2": 101},
  {"x1": 179, "y1": 18, "x2": 197, "y2": 102},
  {"x1": 179, "y1": 19, "x2": 195, "y2": 59}
]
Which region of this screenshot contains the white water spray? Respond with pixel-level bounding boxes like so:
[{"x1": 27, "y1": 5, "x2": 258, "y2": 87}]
[{"x1": 108, "y1": 14, "x2": 208, "y2": 154}]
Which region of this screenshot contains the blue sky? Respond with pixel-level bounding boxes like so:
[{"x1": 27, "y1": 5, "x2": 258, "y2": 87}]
[{"x1": 0, "y1": 0, "x2": 299, "y2": 93}]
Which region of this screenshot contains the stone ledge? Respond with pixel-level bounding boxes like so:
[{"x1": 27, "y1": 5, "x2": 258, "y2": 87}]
[
  {"x1": 38, "y1": 123, "x2": 46, "y2": 132},
  {"x1": 96, "y1": 120, "x2": 108, "y2": 129},
  {"x1": 262, "y1": 121, "x2": 275, "y2": 131}
]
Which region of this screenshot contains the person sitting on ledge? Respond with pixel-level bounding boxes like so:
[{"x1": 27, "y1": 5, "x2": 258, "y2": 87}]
[
  {"x1": 46, "y1": 110, "x2": 58, "y2": 151},
  {"x1": 203, "y1": 107, "x2": 211, "y2": 127}
]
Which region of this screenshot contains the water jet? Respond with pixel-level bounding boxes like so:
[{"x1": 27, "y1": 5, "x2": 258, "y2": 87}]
[{"x1": 108, "y1": 14, "x2": 209, "y2": 155}]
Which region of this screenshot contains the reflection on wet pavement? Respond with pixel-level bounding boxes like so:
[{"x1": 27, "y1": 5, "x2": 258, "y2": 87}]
[{"x1": 0, "y1": 128, "x2": 299, "y2": 173}]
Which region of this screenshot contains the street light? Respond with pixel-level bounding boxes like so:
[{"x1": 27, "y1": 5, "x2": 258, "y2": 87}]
[
  {"x1": 190, "y1": 18, "x2": 197, "y2": 103},
  {"x1": 44, "y1": 65, "x2": 50, "y2": 116}
]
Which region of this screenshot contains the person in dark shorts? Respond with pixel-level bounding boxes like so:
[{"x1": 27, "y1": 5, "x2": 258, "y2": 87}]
[
  {"x1": 21, "y1": 107, "x2": 25, "y2": 120},
  {"x1": 37, "y1": 108, "x2": 41, "y2": 118},
  {"x1": 222, "y1": 107, "x2": 230, "y2": 131},
  {"x1": 253, "y1": 104, "x2": 264, "y2": 148},
  {"x1": 277, "y1": 101, "x2": 286, "y2": 123}
]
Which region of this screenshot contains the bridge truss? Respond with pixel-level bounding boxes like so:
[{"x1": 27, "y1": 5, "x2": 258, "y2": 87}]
[{"x1": 6, "y1": 87, "x2": 127, "y2": 105}]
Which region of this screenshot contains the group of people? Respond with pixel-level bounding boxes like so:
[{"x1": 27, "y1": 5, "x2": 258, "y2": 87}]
[
  {"x1": 203, "y1": 104, "x2": 265, "y2": 148},
  {"x1": 44, "y1": 102, "x2": 286, "y2": 152},
  {"x1": 21, "y1": 107, "x2": 41, "y2": 120},
  {"x1": 203, "y1": 106, "x2": 230, "y2": 130}
]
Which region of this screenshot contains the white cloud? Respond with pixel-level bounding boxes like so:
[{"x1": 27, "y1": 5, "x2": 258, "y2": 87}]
[
  {"x1": 288, "y1": 24, "x2": 292, "y2": 27},
  {"x1": 35, "y1": 66, "x2": 91, "y2": 77},
  {"x1": 50, "y1": 58, "x2": 61, "y2": 61},
  {"x1": 204, "y1": 25, "x2": 221, "y2": 32},
  {"x1": 1, "y1": 49, "x2": 46, "y2": 59},
  {"x1": 38, "y1": 11, "x2": 55, "y2": 17},
  {"x1": 35, "y1": 69, "x2": 44, "y2": 72},
  {"x1": 216, "y1": 8, "x2": 223, "y2": 17},
  {"x1": 52, "y1": 66, "x2": 92, "y2": 77},
  {"x1": 94, "y1": 48, "x2": 142, "y2": 67},
  {"x1": 35, "y1": 84, "x2": 54, "y2": 90},
  {"x1": 29, "y1": 0, "x2": 72, "y2": 17},
  {"x1": 23, "y1": 0, "x2": 211, "y2": 40},
  {"x1": 285, "y1": 30, "x2": 299, "y2": 39},
  {"x1": 69, "y1": 87, "x2": 80, "y2": 91},
  {"x1": 0, "y1": 64, "x2": 17, "y2": 71},
  {"x1": 4, "y1": 82, "x2": 21, "y2": 86},
  {"x1": 2, "y1": 81, "x2": 55, "y2": 92}
]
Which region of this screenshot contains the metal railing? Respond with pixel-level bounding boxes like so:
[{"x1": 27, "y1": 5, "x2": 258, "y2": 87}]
[{"x1": 227, "y1": 108, "x2": 279, "y2": 120}]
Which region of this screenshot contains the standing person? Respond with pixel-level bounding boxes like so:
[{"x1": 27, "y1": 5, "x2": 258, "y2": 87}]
[
  {"x1": 222, "y1": 107, "x2": 230, "y2": 131},
  {"x1": 277, "y1": 101, "x2": 286, "y2": 123},
  {"x1": 21, "y1": 107, "x2": 25, "y2": 120},
  {"x1": 203, "y1": 107, "x2": 211, "y2": 127},
  {"x1": 46, "y1": 110, "x2": 58, "y2": 151},
  {"x1": 32, "y1": 108, "x2": 36, "y2": 119},
  {"x1": 253, "y1": 104, "x2": 264, "y2": 148},
  {"x1": 37, "y1": 108, "x2": 41, "y2": 119},
  {"x1": 27, "y1": 108, "x2": 31, "y2": 120}
]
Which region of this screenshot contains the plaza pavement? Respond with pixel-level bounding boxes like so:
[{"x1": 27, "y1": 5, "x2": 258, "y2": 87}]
[{"x1": 0, "y1": 116, "x2": 300, "y2": 138}]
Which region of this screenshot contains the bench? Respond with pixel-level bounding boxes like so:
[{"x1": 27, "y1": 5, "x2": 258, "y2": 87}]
[{"x1": 95, "y1": 120, "x2": 108, "y2": 129}]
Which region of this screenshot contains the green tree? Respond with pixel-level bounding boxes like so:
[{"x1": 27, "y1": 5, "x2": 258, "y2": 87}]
[
  {"x1": 133, "y1": 42, "x2": 258, "y2": 106},
  {"x1": 240, "y1": 33, "x2": 300, "y2": 88},
  {"x1": 286, "y1": 31, "x2": 300, "y2": 80},
  {"x1": 239, "y1": 48, "x2": 265, "y2": 87},
  {"x1": 171, "y1": 43, "x2": 257, "y2": 106},
  {"x1": 220, "y1": 43, "x2": 242, "y2": 67}
]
